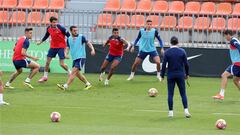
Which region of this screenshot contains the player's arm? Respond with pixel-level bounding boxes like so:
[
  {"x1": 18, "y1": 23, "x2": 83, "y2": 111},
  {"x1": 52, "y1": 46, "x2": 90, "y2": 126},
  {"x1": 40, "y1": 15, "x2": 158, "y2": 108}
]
[
  {"x1": 37, "y1": 27, "x2": 50, "y2": 45},
  {"x1": 183, "y1": 50, "x2": 189, "y2": 79},
  {"x1": 83, "y1": 36, "x2": 95, "y2": 56},
  {"x1": 232, "y1": 39, "x2": 240, "y2": 51},
  {"x1": 21, "y1": 40, "x2": 39, "y2": 61},
  {"x1": 65, "y1": 39, "x2": 70, "y2": 59},
  {"x1": 131, "y1": 31, "x2": 142, "y2": 52},
  {"x1": 155, "y1": 30, "x2": 164, "y2": 55},
  {"x1": 57, "y1": 24, "x2": 70, "y2": 37},
  {"x1": 120, "y1": 38, "x2": 131, "y2": 51},
  {"x1": 160, "y1": 54, "x2": 167, "y2": 80},
  {"x1": 103, "y1": 39, "x2": 110, "y2": 48}
]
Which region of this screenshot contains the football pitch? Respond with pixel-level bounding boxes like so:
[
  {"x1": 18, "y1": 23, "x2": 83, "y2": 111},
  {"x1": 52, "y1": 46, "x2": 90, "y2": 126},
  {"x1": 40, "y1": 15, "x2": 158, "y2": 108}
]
[{"x1": 1, "y1": 72, "x2": 240, "y2": 135}]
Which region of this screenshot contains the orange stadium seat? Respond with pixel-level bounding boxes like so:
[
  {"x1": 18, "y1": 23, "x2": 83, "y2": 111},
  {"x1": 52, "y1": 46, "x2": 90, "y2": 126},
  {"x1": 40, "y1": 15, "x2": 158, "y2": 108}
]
[
  {"x1": 146, "y1": 15, "x2": 160, "y2": 28},
  {"x1": 128, "y1": 15, "x2": 145, "y2": 28},
  {"x1": 209, "y1": 17, "x2": 226, "y2": 31},
  {"x1": 112, "y1": 14, "x2": 130, "y2": 28},
  {"x1": 135, "y1": 0, "x2": 152, "y2": 13},
  {"x1": 160, "y1": 16, "x2": 176, "y2": 29},
  {"x1": 33, "y1": 0, "x2": 49, "y2": 9},
  {"x1": 0, "y1": 10, "x2": 9, "y2": 24},
  {"x1": 216, "y1": 3, "x2": 232, "y2": 15},
  {"x1": 10, "y1": 11, "x2": 27, "y2": 24},
  {"x1": 232, "y1": 3, "x2": 240, "y2": 16},
  {"x1": 27, "y1": 12, "x2": 42, "y2": 24},
  {"x1": 120, "y1": 0, "x2": 136, "y2": 12},
  {"x1": 199, "y1": 2, "x2": 216, "y2": 15},
  {"x1": 44, "y1": 12, "x2": 58, "y2": 24},
  {"x1": 1, "y1": 0, "x2": 17, "y2": 8},
  {"x1": 227, "y1": 18, "x2": 240, "y2": 31},
  {"x1": 168, "y1": 1, "x2": 184, "y2": 14},
  {"x1": 17, "y1": 0, "x2": 33, "y2": 9},
  {"x1": 177, "y1": 16, "x2": 193, "y2": 30},
  {"x1": 0, "y1": 0, "x2": 3, "y2": 5},
  {"x1": 151, "y1": 0, "x2": 168, "y2": 13},
  {"x1": 48, "y1": 0, "x2": 65, "y2": 10},
  {"x1": 104, "y1": 0, "x2": 121, "y2": 12},
  {"x1": 194, "y1": 17, "x2": 211, "y2": 30},
  {"x1": 97, "y1": 13, "x2": 112, "y2": 27},
  {"x1": 184, "y1": 1, "x2": 201, "y2": 14}
]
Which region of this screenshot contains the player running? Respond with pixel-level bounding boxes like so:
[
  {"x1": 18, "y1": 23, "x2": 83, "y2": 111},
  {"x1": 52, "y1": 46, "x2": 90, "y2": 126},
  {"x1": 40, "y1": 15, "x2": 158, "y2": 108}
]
[
  {"x1": 213, "y1": 30, "x2": 240, "y2": 100},
  {"x1": 5, "y1": 28, "x2": 40, "y2": 89},
  {"x1": 37, "y1": 16, "x2": 71, "y2": 83},
  {"x1": 127, "y1": 19, "x2": 164, "y2": 81},
  {"x1": 0, "y1": 70, "x2": 9, "y2": 105},
  {"x1": 57, "y1": 26, "x2": 95, "y2": 90},
  {"x1": 99, "y1": 28, "x2": 130, "y2": 85}
]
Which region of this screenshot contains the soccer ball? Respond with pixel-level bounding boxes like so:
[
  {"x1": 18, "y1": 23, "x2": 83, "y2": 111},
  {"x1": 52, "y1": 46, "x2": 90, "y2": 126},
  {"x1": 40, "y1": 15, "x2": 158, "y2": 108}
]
[
  {"x1": 148, "y1": 88, "x2": 158, "y2": 97},
  {"x1": 50, "y1": 112, "x2": 61, "y2": 122},
  {"x1": 215, "y1": 119, "x2": 227, "y2": 129}
]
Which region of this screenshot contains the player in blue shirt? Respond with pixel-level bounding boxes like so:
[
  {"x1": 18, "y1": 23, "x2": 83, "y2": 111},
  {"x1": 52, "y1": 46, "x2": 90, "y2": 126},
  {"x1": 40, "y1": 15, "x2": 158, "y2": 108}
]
[
  {"x1": 57, "y1": 26, "x2": 95, "y2": 90},
  {"x1": 127, "y1": 19, "x2": 164, "y2": 81},
  {"x1": 161, "y1": 36, "x2": 191, "y2": 118},
  {"x1": 213, "y1": 30, "x2": 240, "y2": 100}
]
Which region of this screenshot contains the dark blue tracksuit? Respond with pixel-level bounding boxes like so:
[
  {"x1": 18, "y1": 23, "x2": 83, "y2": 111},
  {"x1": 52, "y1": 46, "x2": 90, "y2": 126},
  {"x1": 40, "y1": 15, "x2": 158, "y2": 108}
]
[{"x1": 160, "y1": 46, "x2": 189, "y2": 111}]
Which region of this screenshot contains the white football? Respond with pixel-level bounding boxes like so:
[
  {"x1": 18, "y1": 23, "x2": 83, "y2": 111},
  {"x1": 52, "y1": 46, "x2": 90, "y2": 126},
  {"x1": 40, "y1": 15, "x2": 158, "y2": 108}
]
[
  {"x1": 215, "y1": 119, "x2": 227, "y2": 130},
  {"x1": 148, "y1": 88, "x2": 158, "y2": 97},
  {"x1": 50, "y1": 112, "x2": 61, "y2": 122}
]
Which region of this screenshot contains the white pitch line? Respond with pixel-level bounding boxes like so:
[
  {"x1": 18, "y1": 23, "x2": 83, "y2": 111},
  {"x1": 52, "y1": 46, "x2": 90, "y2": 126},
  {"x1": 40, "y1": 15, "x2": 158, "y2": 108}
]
[{"x1": 212, "y1": 113, "x2": 240, "y2": 116}]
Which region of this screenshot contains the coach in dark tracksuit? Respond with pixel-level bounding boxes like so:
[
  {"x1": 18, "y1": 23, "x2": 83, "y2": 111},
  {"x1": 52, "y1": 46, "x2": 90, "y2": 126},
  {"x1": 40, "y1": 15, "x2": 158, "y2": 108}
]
[{"x1": 160, "y1": 36, "x2": 191, "y2": 118}]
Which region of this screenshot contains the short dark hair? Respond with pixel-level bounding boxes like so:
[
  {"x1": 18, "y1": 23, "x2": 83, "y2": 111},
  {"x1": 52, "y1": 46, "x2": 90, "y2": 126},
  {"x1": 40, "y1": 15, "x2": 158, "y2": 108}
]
[
  {"x1": 70, "y1": 25, "x2": 77, "y2": 31},
  {"x1": 224, "y1": 30, "x2": 233, "y2": 36},
  {"x1": 170, "y1": 36, "x2": 178, "y2": 45},
  {"x1": 146, "y1": 19, "x2": 152, "y2": 23},
  {"x1": 50, "y1": 16, "x2": 58, "y2": 22},
  {"x1": 25, "y1": 27, "x2": 33, "y2": 32},
  {"x1": 112, "y1": 28, "x2": 119, "y2": 32}
]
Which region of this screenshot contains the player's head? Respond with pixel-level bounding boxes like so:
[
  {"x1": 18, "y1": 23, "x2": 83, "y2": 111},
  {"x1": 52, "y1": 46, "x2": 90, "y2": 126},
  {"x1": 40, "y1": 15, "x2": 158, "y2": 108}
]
[
  {"x1": 50, "y1": 16, "x2": 58, "y2": 27},
  {"x1": 224, "y1": 30, "x2": 233, "y2": 41},
  {"x1": 170, "y1": 36, "x2": 178, "y2": 46},
  {"x1": 70, "y1": 25, "x2": 78, "y2": 36},
  {"x1": 146, "y1": 20, "x2": 152, "y2": 30},
  {"x1": 112, "y1": 28, "x2": 119, "y2": 37},
  {"x1": 25, "y1": 27, "x2": 33, "y2": 39}
]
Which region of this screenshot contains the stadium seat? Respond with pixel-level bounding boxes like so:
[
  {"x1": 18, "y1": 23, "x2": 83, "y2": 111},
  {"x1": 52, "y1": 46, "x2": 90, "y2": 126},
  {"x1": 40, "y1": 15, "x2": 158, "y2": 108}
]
[
  {"x1": 120, "y1": 0, "x2": 136, "y2": 12},
  {"x1": 112, "y1": 14, "x2": 130, "y2": 28},
  {"x1": 151, "y1": 0, "x2": 168, "y2": 13},
  {"x1": 0, "y1": 10, "x2": 9, "y2": 24},
  {"x1": 160, "y1": 16, "x2": 176, "y2": 29},
  {"x1": 209, "y1": 17, "x2": 226, "y2": 31},
  {"x1": 10, "y1": 11, "x2": 27, "y2": 24},
  {"x1": 27, "y1": 12, "x2": 42, "y2": 24},
  {"x1": 1, "y1": 0, "x2": 17, "y2": 8},
  {"x1": 216, "y1": 3, "x2": 232, "y2": 15},
  {"x1": 146, "y1": 15, "x2": 160, "y2": 28},
  {"x1": 135, "y1": 0, "x2": 152, "y2": 13},
  {"x1": 168, "y1": 1, "x2": 184, "y2": 14},
  {"x1": 227, "y1": 18, "x2": 240, "y2": 31},
  {"x1": 17, "y1": 0, "x2": 33, "y2": 9},
  {"x1": 184, "y1": 1, "x2": 201, "y2": 14},
  {"x1": 44, "y1": 12, "x2": 58, "y2": 24},
  {"x1": 48, "y1": 0, "x2": 65, "y2": 10},
  {"x1": 104, "y1": 0, "x2": 120, "y2": 12},
  {"x1": 199, "y1": 2, "x2": 216, "y2": 15},
  {"x1": 194, "y1": 17, "x2": 211, "y2": 30},
  {"x1": 97, "y1": 13, "x2": 112, "y2": 27},
  {"x1": 0, "y1": 0, "x2": 3, "y2": 5},
  {"x1": 232, "y1": 3, "x2": 240, "y2": 16},
  {"x1": 33, "y1": 0, "x2": 49, "y2": 9},
  {"x1": 128, "y1": 15, "x2": 145, "y2": 28},
  {"x1": 177, "y1": 16, "x2": 193, "y2": 30}
]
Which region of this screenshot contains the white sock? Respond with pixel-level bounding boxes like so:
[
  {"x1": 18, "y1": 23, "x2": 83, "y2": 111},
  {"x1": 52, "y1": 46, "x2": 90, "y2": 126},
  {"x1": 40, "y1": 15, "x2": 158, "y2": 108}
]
[
  {"x1": 86, "y1": 82, "x2": 91, "y2": 86},
  {"x1": 130, "y1": 72, "x2": 135, "y2": 77},
  {"x1": 220, "y1": 89, "x2": 225, "y2": 96},
  {"x1": 44, "y1": 72, "x2": 48, "y2": 78},
  {"x1": 25, "y1": 78, "x2": 31, "y2": 83},
  {"x1": 0, "y1": 93, "x2": 3, "y2": 102},
  {"x1": 184, "y1": 108, "x2": 189, "y2": 114},
  {"x1": 68, "y1": 69, "x2": 71, "y2": 74},
  {"x1": 157, "y1": 72, "x2": 160, "y2": 78},
  {"x1": 105, "y1": 79, "x2": 109, "y2": 82},
  {"x1": 5, "y1": 82, "x2": 10, "y2": 86},
  {"x1": 63, "y1": 84, "x2": 68, "y2": 88},
  {"x1": 100, "y1": 72, "x2": 104, "y2": 77},
  {"x1": 169, "y1": 110, "x2": 173, "y2": 116}
]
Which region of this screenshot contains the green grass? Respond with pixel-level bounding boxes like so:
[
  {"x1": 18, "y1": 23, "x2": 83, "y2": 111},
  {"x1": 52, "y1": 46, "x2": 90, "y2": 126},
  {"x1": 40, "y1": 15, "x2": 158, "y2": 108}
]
[{"x1": 1, "y1": 72, "x2": 240, "y2": 135}]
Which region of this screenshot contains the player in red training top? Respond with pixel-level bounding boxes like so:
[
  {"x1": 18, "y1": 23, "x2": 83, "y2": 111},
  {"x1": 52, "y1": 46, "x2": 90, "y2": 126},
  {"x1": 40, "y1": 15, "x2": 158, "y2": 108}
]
[
  {"x1": 37, "y1": 16, "x2": 71, "y2": 83},
  {"x1": 99, "y1": 28, "x2": 130, "y2": 85},
  {"x1": 5, "y1": 28, "x2": 40, "y2": 89}
]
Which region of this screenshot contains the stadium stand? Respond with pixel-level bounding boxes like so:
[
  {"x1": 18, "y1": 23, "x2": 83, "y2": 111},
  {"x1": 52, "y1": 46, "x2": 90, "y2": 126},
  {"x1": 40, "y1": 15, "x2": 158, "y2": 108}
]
[
  {"x1": 27, "y1": 11, "x2": 42, "y2": 25},
  {"x1": 146, "y1": 15, "x2": 160, "y2": 28},
  {"x1": 44, "y1": 12, "x2": 59, "y2": 24},
  {"x1": 10, "y1": 11, "x2": 26, "y2": 24},
  {"x1": 120, "y1": 0, "x2": 136, "y2": 12},
  {"x1": 48, "y1": 0, "x2": 65, "y2": 10},
  {"x1": 168, "y1": 1, "x2": 185, "y2": 14},
  {"x1": 0, "y1": 10, "x2": 9, "y2": 24},
  {"x1": 151, "y1": 0, "x2": 168, "y2": 13},
  {"x1": 209, "y1": 17, "x2": 226, "y2": 31},
  {"x1": 216, "y1": 2, "x2": 232, "y2": 15},
  {"x1": 103, "y1": 0, "x2": 121, "y2": 12},
  {"x1": 97, "y1": 13, "x2": 112, "y2": 27},
  {"x1": 177, "y1": 16, "x2": 194, "y2": 30},
  {"x1": 135, "y1": 0, "x2": 152, "y2": 13},
  {"x1": 199, "y1": 2, "x2": 216, "y2": 15},
  {"x1": 112, "y1": 14, "x2": 130, "y2": 28},
  {"x1": 232, "y1": 3, "x2": 240, "y2": 16},
  {"x1": 1, "y1": 0, "x2": 17, "y2": 8},
  {"x1": 160, "y1": 16, "x2": 177, "y2": 29},
  {"x1": 128, "y1": 15, "x2": 145, "y2": 28},
  {"x1": 184, "y1": 1, "x2": 201, "y2": 14},
  {"x1": 227, "y1": 18, "x2": 240, "y2": 31},
  {"x1": 194, "y1": 17, "x2": 211, "y2": 30},
  {"x1": 17, "y1": 0, "x2": 33, "y2": 9},
  {"x1": 32, "y1": 0, "x2": 49, "y2": 9}
]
